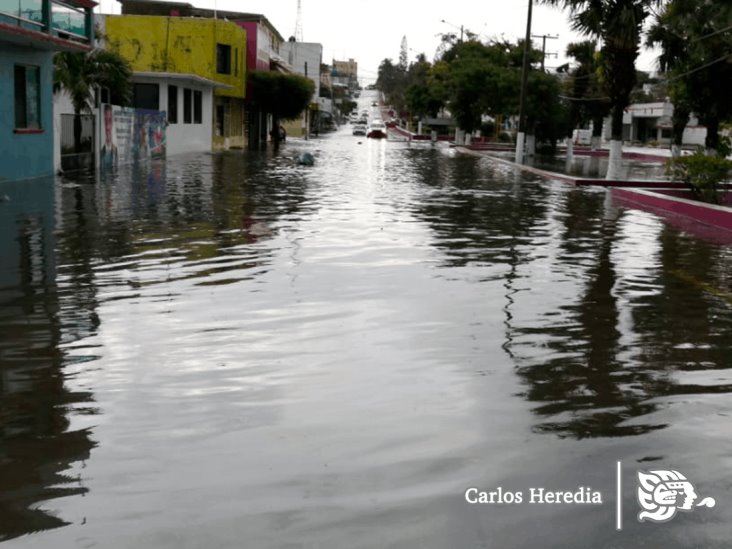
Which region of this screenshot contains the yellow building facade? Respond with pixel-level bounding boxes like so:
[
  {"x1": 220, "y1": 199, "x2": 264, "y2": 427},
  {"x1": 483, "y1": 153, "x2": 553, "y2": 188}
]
[{"x1": 105, "y1": 15, "x2": 247, "y2": 149}]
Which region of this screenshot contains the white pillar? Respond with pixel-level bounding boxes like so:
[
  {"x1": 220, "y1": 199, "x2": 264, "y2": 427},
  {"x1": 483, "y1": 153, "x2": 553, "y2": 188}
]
[
  {"x1": 515, "y1": 131, "x2": 525, "y2": 163},
  {"x1": 606, "y1": 139, "x2": 623, "y2": 180},
  {"x1": 526, "y1": 134, "x2": 536, "y2": 157}
]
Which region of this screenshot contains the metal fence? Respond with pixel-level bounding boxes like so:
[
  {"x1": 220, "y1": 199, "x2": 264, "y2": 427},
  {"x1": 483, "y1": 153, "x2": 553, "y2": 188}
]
[{"x1": 60, "y1": 113, "x2": 95, "y2": 172}]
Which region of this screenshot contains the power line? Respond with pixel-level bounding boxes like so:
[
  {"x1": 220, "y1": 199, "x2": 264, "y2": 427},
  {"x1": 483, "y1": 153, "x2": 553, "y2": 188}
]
[
  {"x1": 659, "y1": 52, "x2": 732, "y2": 83},
  {"x1": 691, "y1": 23, "x2": 732, "y2": 43}
]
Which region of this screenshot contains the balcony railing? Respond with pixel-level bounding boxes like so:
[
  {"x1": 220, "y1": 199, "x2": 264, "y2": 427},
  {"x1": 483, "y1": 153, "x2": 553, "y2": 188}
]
[
  {"x1": 0, "y1": 0, "x2": 90, "y2": 42},
  {"x1": 52, "y1": 0, "x2": 87, "y2": 37}
]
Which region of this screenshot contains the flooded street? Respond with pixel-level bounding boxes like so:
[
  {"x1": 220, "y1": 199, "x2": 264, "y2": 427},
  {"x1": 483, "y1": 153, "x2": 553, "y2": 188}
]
[{"x1": 3, "y1": 104, "x2": 732, "y2": 547}]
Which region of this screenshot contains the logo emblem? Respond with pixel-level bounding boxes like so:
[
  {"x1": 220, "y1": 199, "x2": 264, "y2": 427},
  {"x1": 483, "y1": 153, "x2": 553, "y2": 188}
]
[{"x1": 637, "y1": 470, "x2": 716, "y2": 523}]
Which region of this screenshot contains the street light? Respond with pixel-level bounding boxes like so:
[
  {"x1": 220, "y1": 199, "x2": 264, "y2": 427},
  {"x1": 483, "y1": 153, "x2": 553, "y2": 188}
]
[
  {"x1": 440, "y1": 19, "x2": 464, "y2": 42},
  {"x1": 515, "y1": 0, "x2": 533, "y2": 164}
]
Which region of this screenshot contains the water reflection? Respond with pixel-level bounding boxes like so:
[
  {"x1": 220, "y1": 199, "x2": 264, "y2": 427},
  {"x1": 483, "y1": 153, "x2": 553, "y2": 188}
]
[
  {"x1": 2, "y1": 138, "x2": 732, "y2": 547},
  {"x1": 0, "y1": 177, "x2": 95, "y2": 541},
  {"x1": 405, "y1": 152, "x2": 732, "y2": 440}
]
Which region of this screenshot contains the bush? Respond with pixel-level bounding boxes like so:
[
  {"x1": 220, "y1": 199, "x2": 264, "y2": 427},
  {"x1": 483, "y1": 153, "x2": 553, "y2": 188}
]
[{"x1": 667, "y1": 152, "x2": 732, "y2": 204}]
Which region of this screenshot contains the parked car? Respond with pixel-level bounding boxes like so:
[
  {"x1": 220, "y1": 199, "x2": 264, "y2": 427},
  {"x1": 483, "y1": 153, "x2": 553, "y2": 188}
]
[{"x1": 367, "y1": 120, "x2": 387, "y2": 139}]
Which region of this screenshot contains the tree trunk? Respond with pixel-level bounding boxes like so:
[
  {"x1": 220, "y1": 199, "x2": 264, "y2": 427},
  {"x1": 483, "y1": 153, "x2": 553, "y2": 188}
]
[
  {"x1": 606, "y1": 140, "x2": 623, "y2": 180},
  {"x1": 74, "y1": 110, "x2": 82, "y2": 154},
  {"x1": 704, "y1": 116, "x2": 720, "y2": 155},
  {"x1": 606, "y1": 105, "x2": 624, "y2": 180},
  {"x1": 591, "y1": 115, "x2": 604, "y2": 151},
  {"x1": 671, "y1": 105, "x2": 689, "y2": 158}
]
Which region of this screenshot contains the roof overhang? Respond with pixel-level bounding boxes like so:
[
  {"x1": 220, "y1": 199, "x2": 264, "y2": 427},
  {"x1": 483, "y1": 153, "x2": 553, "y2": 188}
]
[
  {"x1": 0, "y1": 22, "x2": 92, "y2": 51},
  {"x1": 132, "y1": 71, "x2": 233, "y2": 89}
]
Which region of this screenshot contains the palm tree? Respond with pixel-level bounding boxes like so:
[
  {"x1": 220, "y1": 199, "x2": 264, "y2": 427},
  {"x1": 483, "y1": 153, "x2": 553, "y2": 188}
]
[
  {"x1": 564, "y1": 40, "x2": 612, "y2": 156},
  {"x1": 54, "y1": 49, "x2": 132, "y2": 154},
  {"x1": 540, "y1": 0, "x2": 661, "y2": 179}
]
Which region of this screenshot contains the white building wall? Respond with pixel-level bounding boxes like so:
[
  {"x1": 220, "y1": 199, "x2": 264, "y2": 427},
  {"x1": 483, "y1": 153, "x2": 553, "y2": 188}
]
[
  {"x1": 53, "y1": 91, "x2": 76, "y2": 173},
  {"x1": 318, "y1": 97, "x2": 332, "y2": 115},
  {"x1": 133, "y1": 75, "x2": 215, "y2": 156},
  {"x1": 281, "y1": 41, "x2": 322, "y2": 99},
  {"x1": 280, "y1": 41, "x2": 323, "y2": 137}
]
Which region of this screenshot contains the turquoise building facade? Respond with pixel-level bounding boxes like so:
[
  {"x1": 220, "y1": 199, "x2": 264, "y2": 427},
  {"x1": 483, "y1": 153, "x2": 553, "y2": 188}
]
[{"x1": 0, "y1": 0, "x2": 95, "y2": 181}]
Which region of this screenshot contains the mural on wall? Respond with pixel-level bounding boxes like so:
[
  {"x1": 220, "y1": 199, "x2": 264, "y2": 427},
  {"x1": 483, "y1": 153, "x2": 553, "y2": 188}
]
[{"x1": 100, "y1": 105, "x2": 166, "y2": 170}]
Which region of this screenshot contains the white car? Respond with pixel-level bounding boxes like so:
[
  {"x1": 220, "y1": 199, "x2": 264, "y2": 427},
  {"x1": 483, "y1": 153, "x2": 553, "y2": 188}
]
[{"x1": 352, "y1": 123, "x2": 367, "y2": 136}]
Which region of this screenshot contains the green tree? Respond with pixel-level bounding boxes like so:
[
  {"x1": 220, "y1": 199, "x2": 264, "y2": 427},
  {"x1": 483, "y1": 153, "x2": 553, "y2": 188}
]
[
  {"x1": 54, "y1": 49, "x2": 132, "y2": 153},
  {"x1": 564, "y1": 40, "x2": 611, "y2": 148},
  {"x1": 647, "y1": 0, "x2": 732, "y2": 154},
  {"x1": 247, "y1": 71, "x2": 314, "y2": 121},
  {"x1": 376, "y1": 58, "x2": 407, "y2": 113},
  {"x1": 404, "y1": 55, "x2": 446, "y2": 119},
  {"x1": 541, "y1": 0, "x2": 661, "y2": 178}
]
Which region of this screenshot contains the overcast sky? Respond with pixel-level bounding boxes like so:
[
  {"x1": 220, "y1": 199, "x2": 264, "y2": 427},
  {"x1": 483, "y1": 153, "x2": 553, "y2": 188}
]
[{"x1": 99, "y1": 0, "x2": 661, "y2": 82}]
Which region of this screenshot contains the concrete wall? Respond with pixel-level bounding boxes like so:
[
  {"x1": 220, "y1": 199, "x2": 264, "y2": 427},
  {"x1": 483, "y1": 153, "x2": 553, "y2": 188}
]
[
  {"x1": 105, "y1": 15, "x2": 246, "y2": 99},
  {"x1": 0, "y1": 43, "x2": 55, "y2": 182}
]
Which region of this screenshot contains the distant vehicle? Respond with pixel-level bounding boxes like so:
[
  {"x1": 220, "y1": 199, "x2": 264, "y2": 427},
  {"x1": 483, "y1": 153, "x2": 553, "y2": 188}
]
[
  {"x1": 367, "y1": 120, "x2": 387, "y2": 139},
  {"x1": 385, "y1": 118, "x2": 398, "y2": 128},
  {"x1": 371, "y1": 101, "x2": 378, "y2": 107},
  {"x1": 352, "y1": 123, "x2": 367, "y2": 136}
]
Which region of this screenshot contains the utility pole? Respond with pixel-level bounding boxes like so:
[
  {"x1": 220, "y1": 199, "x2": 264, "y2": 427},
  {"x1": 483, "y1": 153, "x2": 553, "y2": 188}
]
[
  {"x1": 515, "y1": 0, "x2": 533, "y2": 164},
  {"x1": 531, "y1": 33, "x2": 558, "y2": 71}
]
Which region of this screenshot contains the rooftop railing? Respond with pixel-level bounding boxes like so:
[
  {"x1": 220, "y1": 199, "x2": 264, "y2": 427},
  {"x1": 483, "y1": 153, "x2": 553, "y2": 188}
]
[{"x1": 0, "y1": 0, "x2": 91, "y2": 42}]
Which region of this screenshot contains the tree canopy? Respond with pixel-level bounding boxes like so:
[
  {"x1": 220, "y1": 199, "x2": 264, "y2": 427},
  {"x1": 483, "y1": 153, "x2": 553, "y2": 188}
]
[
  {"x1": 54, "y1": 49, "x2": 132, "y2": 115},
  {"x1": 647, "y1": 0, "x2": 732, "y2": 152},
  {"x1": 248, "y1": 71, "x2": 315, "y2": 121},
  {"x1": 378, "y1": 36, "x2": 568, "y2": 142}
]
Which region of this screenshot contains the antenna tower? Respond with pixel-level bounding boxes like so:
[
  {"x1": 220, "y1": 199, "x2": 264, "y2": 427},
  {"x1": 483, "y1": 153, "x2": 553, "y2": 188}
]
[{"x1": 294, "y1": 0, "x2": 304, "y2": 41}]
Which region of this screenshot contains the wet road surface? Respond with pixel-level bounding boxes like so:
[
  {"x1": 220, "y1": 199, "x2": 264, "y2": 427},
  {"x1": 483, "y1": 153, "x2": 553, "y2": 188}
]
[{"x1": 2, "y1": 98, "x2": 732, "y2": 548}]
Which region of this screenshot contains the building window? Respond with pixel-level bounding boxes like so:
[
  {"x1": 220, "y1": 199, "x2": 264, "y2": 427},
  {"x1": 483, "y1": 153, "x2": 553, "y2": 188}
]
[
  {"x1": 14, "y1": 65, "x2": 41, "y2": 129},
  {"x1": 183, "y1": 88, "x2": 192, "y2": 124},
  {"x1": 193, "y1": 90, "x2": 202, "y2": 124},
  {"x1": 133, "y1": 83, "x2": 159, "y2": 110},
  {"x1": 168, "y1": 85, "x2": 178, "y2": 124},
  {"x1": 216, "y1": 43, "x2": 231, "y2": 74}
]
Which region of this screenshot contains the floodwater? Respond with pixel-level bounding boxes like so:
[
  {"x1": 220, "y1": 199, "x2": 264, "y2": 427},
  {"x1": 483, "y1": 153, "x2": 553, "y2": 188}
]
[{"x1": 2, "y1": 100, "x2": 732, "y2": 548}]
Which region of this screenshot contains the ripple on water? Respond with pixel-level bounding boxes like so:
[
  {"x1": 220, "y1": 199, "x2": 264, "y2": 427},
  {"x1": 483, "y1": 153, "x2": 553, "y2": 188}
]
[{"x1": 3, "y1": 124, "x2": 732, "y2": 548}]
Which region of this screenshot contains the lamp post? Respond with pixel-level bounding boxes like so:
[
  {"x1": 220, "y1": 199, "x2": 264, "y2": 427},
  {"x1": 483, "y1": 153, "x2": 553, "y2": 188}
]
[
  {"x1": 440, "y1": 19, "x2": 464, "y2": 43},
  {"x1": 515, "y1": 0, "x2": 533, "y2": 164}
]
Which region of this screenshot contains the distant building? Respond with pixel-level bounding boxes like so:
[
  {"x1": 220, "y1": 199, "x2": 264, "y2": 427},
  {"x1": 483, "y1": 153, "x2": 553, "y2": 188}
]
[
  {"x1": 1, "y1": 0, "x2": 95, "y2": 181},
  {"x1": 333, "y1": 58, "x2": 358, "y2": 91},
  {"x1": 602, "y1": 101, "x2": 707, "y2": 147},
  {"x1": 281, "y1": 40, "x2": 323, "y2": 136},
  {"x1": 103, "y1": 13, "x2": 247, "y2": 151}
]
